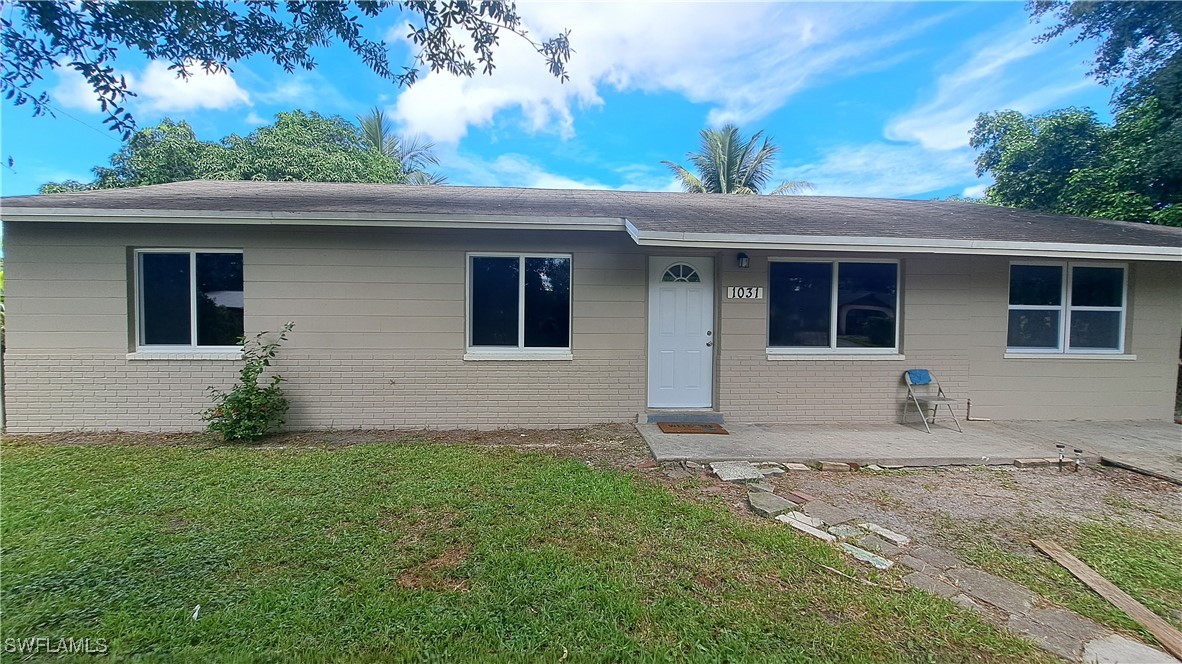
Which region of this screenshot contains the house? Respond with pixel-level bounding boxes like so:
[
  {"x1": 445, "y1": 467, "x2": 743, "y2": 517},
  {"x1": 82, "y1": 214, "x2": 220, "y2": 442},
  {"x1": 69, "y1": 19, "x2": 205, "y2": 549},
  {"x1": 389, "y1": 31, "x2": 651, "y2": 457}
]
[{"x1": 1, "y1": 180, "x2": 1179, "y2": 433}]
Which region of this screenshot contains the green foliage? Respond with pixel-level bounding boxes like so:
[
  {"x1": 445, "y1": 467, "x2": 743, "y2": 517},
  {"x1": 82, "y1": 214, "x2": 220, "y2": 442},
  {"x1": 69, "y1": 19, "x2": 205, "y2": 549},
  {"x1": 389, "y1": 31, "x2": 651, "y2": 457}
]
[
  {"x1": 970, "y1": 100, "x2": 1181, "y2": 226},
  {"x1": 662, "y1": 124, "x2": 813, "y2": 195},
  {"x1": 2, "y1": 1, "x2": 570, "y2": 139},
  {"x1": 990, "y1": 1, "x2": 1182, "y2": 226},
  {"x1": 40, "y1": 112, "x2": 409, "y2": 192},
  {"x1": 202, "y1": 322, "x2": 294, "y2": 442},
  {"x1": 357, "y1": 106, "x2": 447, "y2": 185}
]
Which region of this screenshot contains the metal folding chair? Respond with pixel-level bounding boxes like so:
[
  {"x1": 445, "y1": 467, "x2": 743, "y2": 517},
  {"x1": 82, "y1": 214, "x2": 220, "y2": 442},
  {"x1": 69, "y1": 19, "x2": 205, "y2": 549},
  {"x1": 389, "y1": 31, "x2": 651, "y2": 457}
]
[{"x1": 903, "y1": 369, "x2": 963, "y2": 434}]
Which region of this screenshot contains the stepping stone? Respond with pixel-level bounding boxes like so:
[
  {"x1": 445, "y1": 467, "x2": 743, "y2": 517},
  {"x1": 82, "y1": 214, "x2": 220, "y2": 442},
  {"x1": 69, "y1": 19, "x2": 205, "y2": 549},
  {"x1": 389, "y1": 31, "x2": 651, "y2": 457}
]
[
  {"x1": 710, "y1": 461, "x2": 764, "y2": 482},
  {"x1": 858, "y1": 534, "x2": 902, "y2": 557},
  {"x1": 827, "y1": 524, "x2": 865, "y2": 540},
  {"x1": 776, "y1": 514, "x2": 836, "y2": 542},
  {"x1": 747, "y1": 491, "x2": 796, "y2": 518},
  {"x1": 950, "y1": 593, "x2": 986, "y2": 614},
  {"x1": 1014, "y1": 458, "x2": 1052, "y2": 468},
  {"x1": 783, "y1": 463, "x2": 812, "y2": 471},
  {"x1": 757, "y1": 464, "x2": 785, "y2": 476},
  {"x1": 898, "y1": 555, "x2": 937, "y2": 574},
  {"x1": 908, "y1": 545, "x2": 963, "y2": 570},
  {"x1": 664, "y1": 468, "x2": 692, "y2": 480},
  {"x1": 1083, "y1": 634, "x2": 1177, "y2": 664},
  {"x1": 1006, "y1": 608, "x2": 1108, "y2": 662},
  {"x1": 858, "y1": 523, "x2": 911, "y2": 546},
  {"x1": 902, "y1": 572, "x2": 959, "y2": 598},
  {"x1": 840, "y1": 543, "x2": 893, "y2": 570},
  {"x1": 865, "y1": 464, "x2": 885, "y2": 471},
  {"x1": 818, "y1": 461, "x2": 853, "y2": 472},
  {"x1": 779, "y1": 511, "x2": 825, "y2": 528},
  {"x1": 747, "y1": 481, "x2": 775, "y2": 493},
  {"x1": 787, "y1": 490, "x2": 817, "y2": 503},
  {"x1": 945, "y1": 568, "x2": 1036, "y2": 615},
  {"x1": 804, "y1": 501, "x2": 857, "y2": 526}
]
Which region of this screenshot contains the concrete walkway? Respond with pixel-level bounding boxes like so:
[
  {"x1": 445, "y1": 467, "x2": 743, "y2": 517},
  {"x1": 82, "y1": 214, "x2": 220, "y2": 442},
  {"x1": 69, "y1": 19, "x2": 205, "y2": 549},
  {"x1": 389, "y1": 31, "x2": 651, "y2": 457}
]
[{"x1": 637, "y1": 420, "x2": 1181, "y2": 481}]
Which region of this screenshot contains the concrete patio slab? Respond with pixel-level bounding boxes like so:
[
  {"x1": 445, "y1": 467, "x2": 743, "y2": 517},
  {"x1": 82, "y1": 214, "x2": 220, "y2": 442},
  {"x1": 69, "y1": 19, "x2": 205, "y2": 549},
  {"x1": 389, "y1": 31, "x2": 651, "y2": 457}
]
[{"x1": 636, "y1": 420, "x2": 1181, "y2": 480}]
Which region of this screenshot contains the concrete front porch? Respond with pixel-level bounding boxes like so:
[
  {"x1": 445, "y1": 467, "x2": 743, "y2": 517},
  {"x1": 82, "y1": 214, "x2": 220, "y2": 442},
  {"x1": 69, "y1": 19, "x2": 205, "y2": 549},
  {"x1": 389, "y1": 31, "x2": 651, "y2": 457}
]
[{"x1": 637, "y1": 420, "x2": 1182, "y2": 483}]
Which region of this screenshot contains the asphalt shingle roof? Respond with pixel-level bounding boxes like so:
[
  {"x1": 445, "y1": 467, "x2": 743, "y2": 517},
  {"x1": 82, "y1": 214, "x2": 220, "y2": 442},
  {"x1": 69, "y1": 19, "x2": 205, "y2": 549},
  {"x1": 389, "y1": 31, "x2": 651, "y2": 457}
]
[{"x1": 3, "y1": 180, "x2": 1180, "y2": 249}]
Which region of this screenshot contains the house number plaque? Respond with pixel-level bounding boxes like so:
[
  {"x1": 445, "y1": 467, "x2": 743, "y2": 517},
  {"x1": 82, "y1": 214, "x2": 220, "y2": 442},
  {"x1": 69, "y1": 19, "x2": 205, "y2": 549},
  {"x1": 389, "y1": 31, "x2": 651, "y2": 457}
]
[{"x1": 726, "y1": 287, "x2": 764, "y2": 299}]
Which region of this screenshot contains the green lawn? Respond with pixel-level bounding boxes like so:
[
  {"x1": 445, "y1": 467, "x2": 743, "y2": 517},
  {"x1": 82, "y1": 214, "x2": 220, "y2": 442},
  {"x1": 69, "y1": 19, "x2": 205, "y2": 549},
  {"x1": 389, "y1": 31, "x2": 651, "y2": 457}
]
[{"x1": 1, "y1": 442, "x2": 1052, "y2": 662}]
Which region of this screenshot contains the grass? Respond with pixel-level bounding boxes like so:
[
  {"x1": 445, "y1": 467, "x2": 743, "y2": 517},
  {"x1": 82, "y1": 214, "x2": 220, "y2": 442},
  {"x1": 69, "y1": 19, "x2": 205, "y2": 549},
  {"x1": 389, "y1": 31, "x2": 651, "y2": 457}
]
[
  {"x1": 935, "y1": 514, "x2": 1182, "y2": 646},
  {"x1": 0, "y1": 441, "x2": 1053, "y2": 662}
]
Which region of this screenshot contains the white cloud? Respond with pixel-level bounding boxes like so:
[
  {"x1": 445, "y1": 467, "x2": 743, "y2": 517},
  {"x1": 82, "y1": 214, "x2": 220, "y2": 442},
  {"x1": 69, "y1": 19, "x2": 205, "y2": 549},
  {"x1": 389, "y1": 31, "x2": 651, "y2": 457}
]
[
  {"x1": 137, "y1": 60, "x2": 250, "y2": 112},
  {"x1": 244, "y1": 111, "x2": 268, "y2": 126},
  {"x1": 885, "y1": 20, "x2": 1102, "y2": 151},
  {"x1": 52, "y1": 60, "x2": 251, "y2": 116},
  {"x1": 961, "y1": 182, "x2": 990, "y2": 198},
  {"x1": 392, "y1": 3, "x2": 945, "y2": 143},
  {"x1": 777, "y1": 143, "x2": 977, "y2": 198},
  {"x1": 440, "y1": 149, "x2": 680, "y2": 192}
]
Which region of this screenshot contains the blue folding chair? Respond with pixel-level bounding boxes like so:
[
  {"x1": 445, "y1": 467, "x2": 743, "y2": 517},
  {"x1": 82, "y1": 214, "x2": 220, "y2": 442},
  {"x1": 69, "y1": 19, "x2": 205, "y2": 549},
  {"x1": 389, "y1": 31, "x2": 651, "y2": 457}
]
[{"x1": 903, "y1": 369, "x2": 963, "y2": 434}]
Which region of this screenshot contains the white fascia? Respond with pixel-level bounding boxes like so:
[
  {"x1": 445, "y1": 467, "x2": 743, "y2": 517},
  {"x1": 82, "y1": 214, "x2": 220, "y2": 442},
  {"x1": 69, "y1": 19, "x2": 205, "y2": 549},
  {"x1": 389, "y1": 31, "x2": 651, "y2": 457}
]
[
  {"x1": 0, "y1": 207, "x2": 629, "y2": 233},
  {"x1": 623, "y1": 221, "x2": 1182, "y2": 262}
]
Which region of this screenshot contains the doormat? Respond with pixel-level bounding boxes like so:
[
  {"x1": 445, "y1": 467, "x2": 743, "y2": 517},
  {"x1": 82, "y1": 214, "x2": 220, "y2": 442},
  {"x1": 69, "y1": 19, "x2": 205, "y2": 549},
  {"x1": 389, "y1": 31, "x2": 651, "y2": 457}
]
[{"x1": 656, "y1": 422, "x2": 728, "y2": 435}]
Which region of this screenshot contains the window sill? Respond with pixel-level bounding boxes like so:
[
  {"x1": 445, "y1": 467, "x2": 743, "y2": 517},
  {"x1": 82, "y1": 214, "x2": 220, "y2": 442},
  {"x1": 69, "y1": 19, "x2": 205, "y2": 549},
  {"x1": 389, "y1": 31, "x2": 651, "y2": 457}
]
[
  {"x1": 766, "y1": 350, "x2": 905, "y2": 361},
  {"x1": 1003, "y1": 352, "x2": 1136, "y2": 361},
  {"x1": 127, "y1": 351, "x2": 243, "y2": 361},
  {"x1": 463, "y1": 351, "x2": 574, "y2": 362}
]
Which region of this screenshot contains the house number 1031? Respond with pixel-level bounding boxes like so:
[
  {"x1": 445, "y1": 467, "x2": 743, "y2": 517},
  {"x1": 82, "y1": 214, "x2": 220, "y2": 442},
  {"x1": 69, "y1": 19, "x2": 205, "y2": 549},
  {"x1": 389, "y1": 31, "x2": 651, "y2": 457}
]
[{"x1": 727, "y1": 287, "x2": 764, "y2": 299}]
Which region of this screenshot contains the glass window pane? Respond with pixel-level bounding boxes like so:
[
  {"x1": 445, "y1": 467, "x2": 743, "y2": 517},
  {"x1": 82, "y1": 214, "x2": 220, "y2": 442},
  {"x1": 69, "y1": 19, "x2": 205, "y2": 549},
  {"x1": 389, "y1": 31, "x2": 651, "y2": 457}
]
[
  {"x1": 140, "y1": 253, "x2": 192, "y2": 345},
  {"x1": 471, "y1": 257, "x2": 519, "y2": 346},
  {"x1": 524, "y1": 257, "x2": 570, "y2": 348},
  {"x1": 1007, "y1": 310, "x2": 1061, "y2": 349},
  {"x1": 1009, "y1": 265, "x2": 1063, "y2": 306},
  {"x1": 768, "y1": 262, "x2": 832, "y2": 347},
  {"x1": 1069, "y1": 311, "x2": 1122, "y2": 350},
  {"x1": 836, "y1": 263, "x2": 897, "y2": 348},
  {"x1": 196, "y1": 253, "x2": 244, "y2": 346},
  {"x1": 1071, "y1": 267, "x2": 1123, "y2": 307}
]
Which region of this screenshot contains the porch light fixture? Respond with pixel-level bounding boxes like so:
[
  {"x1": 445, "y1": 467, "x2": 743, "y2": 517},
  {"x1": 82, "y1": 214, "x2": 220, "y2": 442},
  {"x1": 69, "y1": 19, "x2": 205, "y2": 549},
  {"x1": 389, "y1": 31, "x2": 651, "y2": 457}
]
[{"x1": 736, "y1": 252, "x2": 750, "y2": 269}]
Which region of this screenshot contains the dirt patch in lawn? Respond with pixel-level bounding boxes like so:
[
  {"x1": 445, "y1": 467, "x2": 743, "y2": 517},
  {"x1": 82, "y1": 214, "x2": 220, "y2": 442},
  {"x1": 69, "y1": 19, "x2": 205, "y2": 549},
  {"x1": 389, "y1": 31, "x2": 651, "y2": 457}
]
[{"x1": 396, "y1": 545, "x2": 472, "y2": 592}]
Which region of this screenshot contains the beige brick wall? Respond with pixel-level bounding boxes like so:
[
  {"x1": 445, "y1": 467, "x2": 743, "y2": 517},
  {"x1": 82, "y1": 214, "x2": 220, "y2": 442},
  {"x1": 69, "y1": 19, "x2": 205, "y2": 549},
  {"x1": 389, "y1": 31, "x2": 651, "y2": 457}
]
[
  {"x1": 3, "y1": 223, "x2": 646, "y2": 432},
  {"x1": 3, "y1": 221, "x2": 1178, "y2": 432}
]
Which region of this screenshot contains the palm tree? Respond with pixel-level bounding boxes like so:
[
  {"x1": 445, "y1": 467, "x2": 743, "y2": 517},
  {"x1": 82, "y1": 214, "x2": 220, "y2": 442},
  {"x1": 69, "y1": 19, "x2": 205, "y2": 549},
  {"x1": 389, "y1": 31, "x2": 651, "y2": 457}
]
[
  {"x1": 662, "y1": 124, "x2": 811, "y2": 195},
  {"x1": 356, "y1": 107, "x2": 448, "y2": 185}
]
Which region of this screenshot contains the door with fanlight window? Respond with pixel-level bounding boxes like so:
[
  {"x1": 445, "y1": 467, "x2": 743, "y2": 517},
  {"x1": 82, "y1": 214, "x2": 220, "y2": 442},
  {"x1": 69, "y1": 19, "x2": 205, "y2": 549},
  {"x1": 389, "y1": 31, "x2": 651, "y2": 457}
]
[{"x1": 647, "y1": 256, "x2": 714, "y2": 408}]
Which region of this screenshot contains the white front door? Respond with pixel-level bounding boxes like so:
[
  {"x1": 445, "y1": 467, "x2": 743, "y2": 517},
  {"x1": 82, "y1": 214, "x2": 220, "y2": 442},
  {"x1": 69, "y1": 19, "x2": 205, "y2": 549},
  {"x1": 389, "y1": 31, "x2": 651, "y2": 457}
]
[{"x1": 647, "y1": 256, "x2": 714, "y2": 408}]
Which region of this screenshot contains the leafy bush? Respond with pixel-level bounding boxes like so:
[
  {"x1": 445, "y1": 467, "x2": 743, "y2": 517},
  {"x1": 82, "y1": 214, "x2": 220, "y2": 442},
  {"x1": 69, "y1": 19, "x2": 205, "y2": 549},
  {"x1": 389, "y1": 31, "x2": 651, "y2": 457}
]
[{"x1": 202, "y1": 322, "x2": 294, "y2": 442}]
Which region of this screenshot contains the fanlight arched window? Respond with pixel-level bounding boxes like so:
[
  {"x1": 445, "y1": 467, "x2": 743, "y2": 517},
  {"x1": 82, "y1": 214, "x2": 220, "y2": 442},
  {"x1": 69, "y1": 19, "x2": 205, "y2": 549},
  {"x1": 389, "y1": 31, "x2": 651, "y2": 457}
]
[{"x1": 662, "y1": 263, "x2": 701, "y2": 283}]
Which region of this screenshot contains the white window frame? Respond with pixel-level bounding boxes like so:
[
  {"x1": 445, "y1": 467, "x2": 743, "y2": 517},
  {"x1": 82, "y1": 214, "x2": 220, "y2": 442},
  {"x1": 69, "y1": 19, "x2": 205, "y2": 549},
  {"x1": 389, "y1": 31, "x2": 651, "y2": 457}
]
[
  {"x1": 134, "y1": 248, "x2": 244, "y2": 353},
  {"x1": 765, "y1": 258, "x2": 901, "y2": 356},
  {"x1": 1006, "y1": 261, "x2": 1128, "y2": 355},
  {"x1": 465, "y1": 252, "x2": 573, "y2": 360}
]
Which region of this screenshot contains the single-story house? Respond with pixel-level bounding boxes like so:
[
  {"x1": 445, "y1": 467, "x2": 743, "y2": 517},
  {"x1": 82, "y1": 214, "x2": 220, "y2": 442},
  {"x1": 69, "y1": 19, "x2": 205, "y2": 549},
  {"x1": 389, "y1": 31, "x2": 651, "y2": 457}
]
[{"x1": 1, "y1": 180, "x2": 1179, "y2": 433}]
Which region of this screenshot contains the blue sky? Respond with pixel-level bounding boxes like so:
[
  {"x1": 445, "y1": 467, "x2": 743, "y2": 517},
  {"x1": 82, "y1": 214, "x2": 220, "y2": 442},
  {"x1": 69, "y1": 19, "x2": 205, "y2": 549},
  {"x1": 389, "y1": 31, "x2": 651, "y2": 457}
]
[{"x1": 0, "y1": 1, "x2": 1113, "y2": 198}]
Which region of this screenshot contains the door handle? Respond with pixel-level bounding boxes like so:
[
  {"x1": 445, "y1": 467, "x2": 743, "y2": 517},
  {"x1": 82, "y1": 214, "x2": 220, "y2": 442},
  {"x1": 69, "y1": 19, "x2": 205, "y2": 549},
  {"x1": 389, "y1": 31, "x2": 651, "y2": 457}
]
[{"x1": 706, "y1": 341, "x2": 713, "y2": 347}]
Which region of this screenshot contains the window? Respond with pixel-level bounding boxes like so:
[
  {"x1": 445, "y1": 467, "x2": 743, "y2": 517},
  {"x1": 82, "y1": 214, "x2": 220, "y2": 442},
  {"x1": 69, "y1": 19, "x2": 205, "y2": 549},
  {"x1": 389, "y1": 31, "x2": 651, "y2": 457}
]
[
  {"x1": 468, "y1": 254, "x2": 571, "y2": 352},
  {"x1": 137, "y1": 250, "x2": 244, "y2": 350},
  {"x1": 662, "y1": 263, "x2": 701, "y2": 283},
  {"x1": 1007, "y1": 263, "x2": 1126, "y2": 353},
  {"x1": 768, "y1": 260, "x2": 898, "y2": 352}
]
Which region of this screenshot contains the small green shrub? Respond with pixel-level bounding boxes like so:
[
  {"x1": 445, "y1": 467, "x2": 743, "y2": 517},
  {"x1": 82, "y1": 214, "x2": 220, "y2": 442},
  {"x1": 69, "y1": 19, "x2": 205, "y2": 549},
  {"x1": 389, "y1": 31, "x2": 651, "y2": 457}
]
[{"x1": 202, "y1": 322, "x2": 294, "y2": 442}]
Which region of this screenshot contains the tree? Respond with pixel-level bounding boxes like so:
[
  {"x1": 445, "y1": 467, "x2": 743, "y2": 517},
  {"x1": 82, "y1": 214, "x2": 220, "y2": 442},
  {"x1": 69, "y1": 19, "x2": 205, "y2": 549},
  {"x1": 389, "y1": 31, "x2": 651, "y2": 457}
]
[
  {"x1": 2, "y1": 1, "x2": 571, "y2": 139},
  {"x1": 40, "y1": 111, "x2": 407, "y2": 192},
  {"x1": 969, "y1": 102, "x2": 1181, "y2": 226},
  {"x1": 662, "y1": 124, "x2": 812, "y2": 195},
  {"x1": 1031, "y1": 1, "x2": 1182, "y2": 92},
  {"x1": 357, "y1": 107, "x2": 447, "y2": 185}
]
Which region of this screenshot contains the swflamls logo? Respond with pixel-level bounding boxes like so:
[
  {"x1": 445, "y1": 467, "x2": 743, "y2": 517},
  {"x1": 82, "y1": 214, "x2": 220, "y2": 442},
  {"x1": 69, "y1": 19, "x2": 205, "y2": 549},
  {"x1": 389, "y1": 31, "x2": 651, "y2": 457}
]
[{"x1": 3, "y1": 636, "x2": 109, "y2": 654}]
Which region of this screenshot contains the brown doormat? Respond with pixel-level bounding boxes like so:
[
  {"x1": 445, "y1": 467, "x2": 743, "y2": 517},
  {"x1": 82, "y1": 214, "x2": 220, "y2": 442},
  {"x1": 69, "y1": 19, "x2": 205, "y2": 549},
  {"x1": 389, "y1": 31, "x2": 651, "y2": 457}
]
[{"x1": 656, "y1": 422, "x2": 728, "y2": 435}]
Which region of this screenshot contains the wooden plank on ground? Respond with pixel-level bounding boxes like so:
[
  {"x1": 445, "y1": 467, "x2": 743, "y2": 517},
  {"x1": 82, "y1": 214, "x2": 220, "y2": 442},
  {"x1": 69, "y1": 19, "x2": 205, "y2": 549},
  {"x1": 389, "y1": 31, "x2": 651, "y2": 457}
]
[{"x1": 1032, "y1": 539, "x2": 1182, "y2": 660}]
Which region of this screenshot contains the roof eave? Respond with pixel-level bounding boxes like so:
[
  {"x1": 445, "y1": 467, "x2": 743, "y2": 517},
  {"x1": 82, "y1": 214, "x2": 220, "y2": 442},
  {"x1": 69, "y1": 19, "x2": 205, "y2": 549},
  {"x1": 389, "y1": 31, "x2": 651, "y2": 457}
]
[
  {"x1": 623, "y1": 224, "x2": 1182, "y2": 262},
  {"x1": 0, "y1": 207, "x2": 629, "y2": 233}
]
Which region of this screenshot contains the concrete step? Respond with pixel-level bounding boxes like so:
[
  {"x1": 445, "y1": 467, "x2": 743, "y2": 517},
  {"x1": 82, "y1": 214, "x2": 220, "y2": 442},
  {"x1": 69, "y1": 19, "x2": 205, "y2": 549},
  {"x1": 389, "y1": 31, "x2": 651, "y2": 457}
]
[{"x1": 645, "y1": 409, "x2": 725, "y2": 424}]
